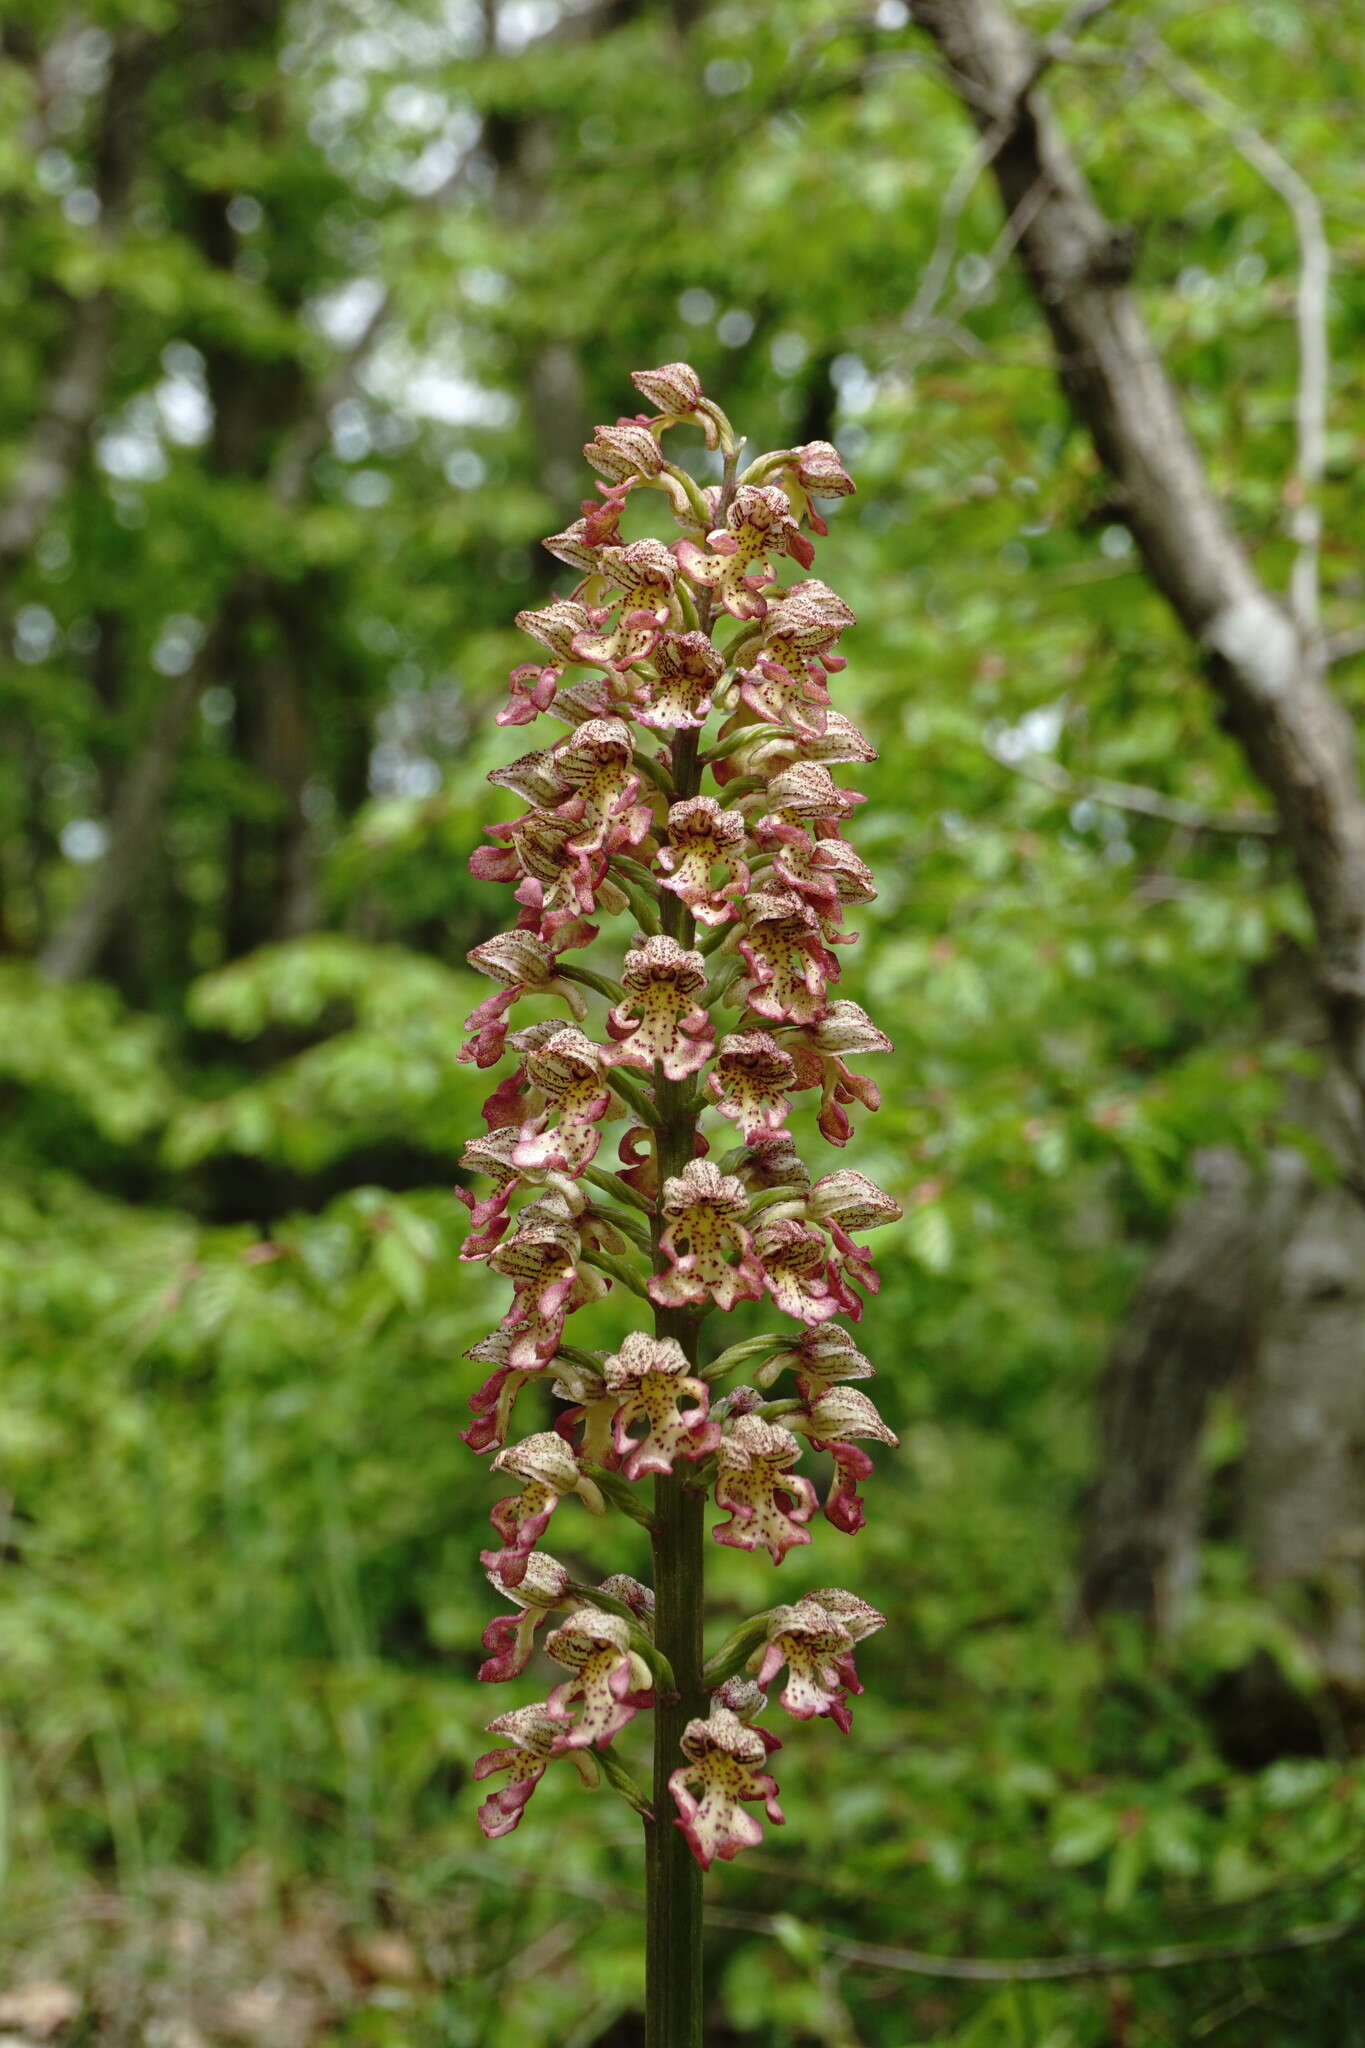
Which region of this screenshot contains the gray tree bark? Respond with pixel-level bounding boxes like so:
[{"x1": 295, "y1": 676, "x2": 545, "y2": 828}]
[
  {"x1": 908, "y1": 0, "x2": 1365, "y2": 1724},
  {"x1": 1079, "y1": 1150, "x2": 1259, "y2": 1633},
  {"x1": 908, "y1": 0, "x2": 1365, "y2": 1107}
]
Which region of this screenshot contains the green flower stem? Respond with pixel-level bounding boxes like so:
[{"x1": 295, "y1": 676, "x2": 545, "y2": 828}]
[
  {"x1": 587, "y1": 1204, "x2": 653, "y2": 1252},
  {"x1": 701, "y1": 1331, "x2": 790, "y2": 1381},
  {"x1": 717, "y1": 774, "x2": 764, "y2": 809},
  {"x1": 615, "y1": 875, "x2": 663, "y2": 935},
  {"x1": 598, "y1": 1746, "x2": 656, "y2": 1822},
  {"x1": 610, "y1": 852, "x2": 662, "y2": 888},
  {"x1": 699, "y1": 920, "x2": 735, "y2": 959},
  {"x1": 663, "y1": 462, "x2": 712, "y2": 529},
  {"x1": 559, "y1": 962, "x2": 626, "y2": 1003},
  {"x1": 582, "y1": 1164, "x2": 654, "y2": 1215},
  {"x1": 581, "y1": 1248, "x2": 652, "y2": 1300},
  {"x1": 581, "y1": 1465, "x2": 657, "y2": 1531},
  {"x1": 633, "y1": 749, "x2": 675, "y2": 798},
  {"x1": 745, "y1": 1189, "x2": 807, "y2": 1220},
  {"x1": 699, "y1": 1611, "x2": 773, "y2": 1693},
  {"x1": 647, "y1": 719, "x2": 710, "y2": 2048},
  {"x1": 610, "y1": 1070, "x2": 662, "y2": 1128},
  {"x1": 557, "y1": 1343, "x2": 606, "y2": 1374}
]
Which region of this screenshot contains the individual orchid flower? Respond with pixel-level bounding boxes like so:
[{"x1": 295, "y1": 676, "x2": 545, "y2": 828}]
[
  {"x1": 603, "y1": 1331, "x2": 721, "y2": 1480},
  {"x1": 734, "y1": 1131, "x2": 811, "y2": 1195},
  {"x1": 584, "y1": 420, "x2": 667, "y2": 485},
  {"x1": 501, "y1": 599, "x2": 596, "y2": 726},
  {"x1": 736, "y1": 582, "x2": 856, "y2": 733},
  {"x1": 752, "y1": 763, "x2": 871, "y2": 912},
  {"x1": 480, "y1": 1196, "x2": 618, "y2": 1368},
  {"x1": 755, "y1": 1591, "x2": 885, "y2": 1732},
  {"x1": 456, "y1": 1127, "x2": 525, "y2": 1262},
  {"x1": 470, "y1": 811, "x2": 608, "y2": 926},
  {"x1": 479, "y1": 1551, "x2": 575, "y2": 1682},
  {"x1": 674, "y1": 485, "x2": 814, "y2": 621},
  {"x1": 474, "y1": 1701, "x2": 588, "y2": 1839},
  {"x1": 707, "y1": 1030, "x2": 797, "y2": 1142},
  {"x1": 571, "y1": 539, "x2": 681, "y2": 672},
  {"x1": 755, "y1": 761, "x2": 865, "y2": 837},
  {"x1": 657, "y1": 797, "x2": 748, "y2": 924},
  {"x1": 737, "y1": 888, "x2": 842, "y2": 1026},
  {"x1": 545, "y1": 1606, "x2": 655, "y2": 1749},
  {"x1": 651, "y1": 1159, "x2": 764, "y2": 1311},
  {"x1": 635, "y1": 631, "x2": 726, "y2": 731},
  {"x1": 487, "y1": 1197, "x2": 580, "y2": 1326},
  {"x1": 549, "y1": 718, "x2": 651, "y2": 854},
  {"x1": 461, "y1": 1327, "x2": 563, "y2": 1454},
  {"x1": 511, "y1": 1027, "x2": 619, "y2": 1174},
  {"x1": 709, "y1": 1674, "x2": 780, "y2": 1742},
  {"x1": 483, "y1": 1430, "x2": 606, "y2": 1584},
  {"x1": 460, "y1": 927, "x2": 593, "y2": 1068},
  {"x1": 791, "y1": 1383, "x2": 900, "y2": 1534},
  {"x1": 543, "y1": 1353, "x2": 616, "y2": 1466},
  {"x1": 629, "y1": 361, "x2": 733, "y2": 450},
  {"x1": 783, "y1": 999, "x2": 893, "y2": 1146},
  {"x1": 583, "y1": 421, "x2": 700, "y2": 524},
  {"x1": 770, "y1": 836, "x2": 877, "y2": 916},
  {"x1": 755, "y1": 440, "x2": 857, "y2": 535},
  {"x1": 487, "y1": 1199, "x2": 610, "y2": 1370},
  {"x1": 599, "y1": 1572, "x2": 656, "y2": 1622},
  {"x1": 668, "y1": 1707, "x2": 785, "y2": 1868},
  {"x1": 750, "y1": 1217, "x2": 843, "y2": 1325},
  {"x1": 606, "y1": 936, "x2": 713, "y2": 1080},
  {"x1": 807, "y1": 1169, "x2": 903, "y2": 1304},
  {"x1": 756, "y1": 1322, "x2": 875, "y2": 1398},
  {"x1": 713, "y1": 1415, "x2": 818, "y2": 1564}
]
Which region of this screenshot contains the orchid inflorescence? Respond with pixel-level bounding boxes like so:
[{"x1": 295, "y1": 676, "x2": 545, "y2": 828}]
[{"x1": 461, "y1": 361, "x2": 900, "y2": 1871}]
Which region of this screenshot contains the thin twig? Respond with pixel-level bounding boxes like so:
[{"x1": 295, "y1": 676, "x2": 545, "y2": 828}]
[
  {"x1": 706, "y1": 1902, "x2": 1365, "y2": 1985},
  {"x1": 424, "y1": 1858, "x2": 1364, "y2": 1986},
  {"x1": 989, "y1": 744, "x2": 1278, "y2": 836},
  {"x1": 905, "y1": 0, "x2": 1124, "y2": 338},
  {"x1": 1140, "y1": 38, "x2": 1330, "y2": 647},
  {"x1": 1324, "y1": 627, "x2": 1365, "y2": 666},
  {"x1": 1019, "y1": 0, "x2": 1128, "y2": 99}
]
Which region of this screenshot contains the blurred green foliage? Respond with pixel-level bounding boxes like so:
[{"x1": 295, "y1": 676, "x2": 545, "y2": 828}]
[{"x1": 2, "y1": 0, "x2": 1364, "y2": 2040}]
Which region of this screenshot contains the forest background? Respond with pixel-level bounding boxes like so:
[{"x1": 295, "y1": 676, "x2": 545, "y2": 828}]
[{"x1": 3, "y1": 0, "x2": 1365, "y2": 2042}]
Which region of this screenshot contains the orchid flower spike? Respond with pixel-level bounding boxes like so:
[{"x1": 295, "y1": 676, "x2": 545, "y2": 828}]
[{"x1": 460, "y1": 362, "x2": 897, "y2": 1881}]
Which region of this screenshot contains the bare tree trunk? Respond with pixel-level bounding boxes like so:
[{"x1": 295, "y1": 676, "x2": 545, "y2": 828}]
[
  {"x1": 0, "y1": 297, "x2": 114, "y2": 582},
  {"x1": 1245, "y1": 1149, "x2": 1365, "y2": 1700},
  {"x1": 38, "y1": 669, "x2": 205, "y2": 983},
  {"x1": 0, "y1": 33, "x2": 151, "y2": 580},
  {"x1": 1079, "y1": 1151, "x2": 1259, "y2": 1631}
]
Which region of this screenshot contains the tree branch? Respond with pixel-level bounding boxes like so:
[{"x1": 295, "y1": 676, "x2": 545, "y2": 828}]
[
  {"x1": 1138, "y1": 37, "x2": 1331, "y2": 648},
  {"x1": 989, "y1": 743, "x2": 1279, "y2": 837},
  {"x1": 904, "y1": 0, "x2": 1123, "y2": 339},
  {"x1": 708, "y1": 1902, "x2": 1363, "y2": 1985},
  {"x1": 456, "y1": 1858, "x2": 1365, "y2": 1987},
  {"x1": 907, "y1": 0, "x2": 1365, "y2": 1106},
  {"x1": 0, "y1": 32, "x2": 153, "y2": 578},
  {"x1": 0, "y1": 296, "x2": 115, "y2": 578}
]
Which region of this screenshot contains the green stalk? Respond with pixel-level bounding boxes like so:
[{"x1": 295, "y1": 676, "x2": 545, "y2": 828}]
[
  {"x1": 645, "y1": 452, "x2": 738, "y2": 2048},
  {"x1": 646, "y1": 718, "x2": 709, "y2": 2048}
]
